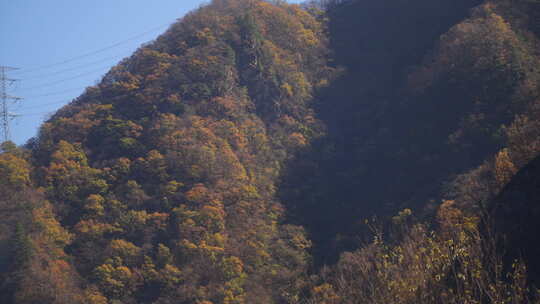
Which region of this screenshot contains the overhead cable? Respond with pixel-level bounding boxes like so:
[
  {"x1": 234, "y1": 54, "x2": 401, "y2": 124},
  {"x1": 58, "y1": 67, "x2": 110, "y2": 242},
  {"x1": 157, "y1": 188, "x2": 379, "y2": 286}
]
[{"x1": 13, "y1": 22, "x2": 171, "y2": 74}]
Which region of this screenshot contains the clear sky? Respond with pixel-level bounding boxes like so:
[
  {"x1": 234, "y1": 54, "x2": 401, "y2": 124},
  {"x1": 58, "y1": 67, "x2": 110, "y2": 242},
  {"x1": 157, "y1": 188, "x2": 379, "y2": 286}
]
[{"x1": 0, "y1": 0, "x2": 303, "y2": 145}]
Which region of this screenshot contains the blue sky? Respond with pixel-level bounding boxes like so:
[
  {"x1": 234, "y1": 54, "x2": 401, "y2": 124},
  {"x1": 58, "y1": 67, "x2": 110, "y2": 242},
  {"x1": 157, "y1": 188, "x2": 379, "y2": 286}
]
[{"x1": 0, "y1": 0, "x2": 302, "y2": 145}]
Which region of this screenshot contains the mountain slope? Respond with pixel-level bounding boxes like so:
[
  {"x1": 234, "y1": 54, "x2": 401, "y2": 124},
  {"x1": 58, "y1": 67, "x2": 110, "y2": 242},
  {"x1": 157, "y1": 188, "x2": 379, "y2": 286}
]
[
  {"x1": 3, "y1": 1, "x2": 334, "y2": 303},
  {"x1": 280, "y1": 0, "x2": 540, "y2": 266},
  {"x1": 1, "y1": 0, "x2": 540, "y2": 303}
]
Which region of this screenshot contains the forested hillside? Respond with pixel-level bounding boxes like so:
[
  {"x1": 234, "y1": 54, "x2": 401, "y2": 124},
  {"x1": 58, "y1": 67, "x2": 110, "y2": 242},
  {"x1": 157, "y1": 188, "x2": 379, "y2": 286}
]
[{"x1": 1, "y1": 0, "x2": 540, "y2": 303}]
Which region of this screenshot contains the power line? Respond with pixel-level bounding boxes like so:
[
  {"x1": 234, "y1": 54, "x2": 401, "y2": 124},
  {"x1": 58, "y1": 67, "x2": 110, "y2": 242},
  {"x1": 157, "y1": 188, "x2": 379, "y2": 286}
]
[
  {"x1": 21, "y1": 65, "x2": 111, "y2": 90},
  {"x1": 15, "y1": 111, "x2": 53, "y2": 117},
  {"x1": 17, "y1": 99, "x2": 71, "y2": 111},
  {"x1": 19, "y1": 75, "x2": 151, "y2": 128},
  {"x1": 17, "y1": 84, "x2": 140, "y2": 117},
  {"x1": 23, "y1": 87, "x2": 88, "y2": 98},
  {"x1": 21, "y1": 53, "x2": 126, "y2": 80},
  {"x1": 7, "y1": 21, "x2": 177, "y2": 143},
  {"x1": 1, "y1": 66, "x2": 23, "y2": 142},
  {"x1": 13, "y1": 22, "x2": 171, "y2": 75}
]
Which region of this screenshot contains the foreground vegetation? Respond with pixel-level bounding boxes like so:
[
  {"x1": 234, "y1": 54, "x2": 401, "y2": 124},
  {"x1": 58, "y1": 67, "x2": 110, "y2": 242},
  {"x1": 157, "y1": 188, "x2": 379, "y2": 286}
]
[{"x1": 1, "y1": 0, "x2": 540, "y2": 303}]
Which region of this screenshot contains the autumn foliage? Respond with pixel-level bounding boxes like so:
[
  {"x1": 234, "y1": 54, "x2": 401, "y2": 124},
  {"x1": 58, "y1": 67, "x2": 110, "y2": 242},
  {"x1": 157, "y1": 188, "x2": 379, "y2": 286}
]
[{"x1": 2, "y1": 0, "x2": 540, "y2": 303}]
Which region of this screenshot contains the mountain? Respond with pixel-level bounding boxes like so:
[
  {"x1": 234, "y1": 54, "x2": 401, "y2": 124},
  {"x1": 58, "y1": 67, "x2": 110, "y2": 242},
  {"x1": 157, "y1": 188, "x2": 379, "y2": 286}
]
[
  {"x1": 493, "y1": 154, "x2": 540, "y2": 286},
  {"x1": 1, "y1": 0, "x2": 540, "y2": 303}
]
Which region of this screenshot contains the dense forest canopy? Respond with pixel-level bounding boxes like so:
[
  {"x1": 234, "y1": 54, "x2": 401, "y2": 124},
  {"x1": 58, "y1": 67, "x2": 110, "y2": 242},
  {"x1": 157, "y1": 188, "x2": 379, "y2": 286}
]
[{"x1": 1, "y1": 0, "x2": 540, "y2": 303}]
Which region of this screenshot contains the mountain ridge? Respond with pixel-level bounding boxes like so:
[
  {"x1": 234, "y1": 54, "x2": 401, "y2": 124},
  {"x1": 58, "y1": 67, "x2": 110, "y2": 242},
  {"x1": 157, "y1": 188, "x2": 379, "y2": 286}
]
[{"x1": 1, "y1": 0, "x2": 540, "y2": 303}]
